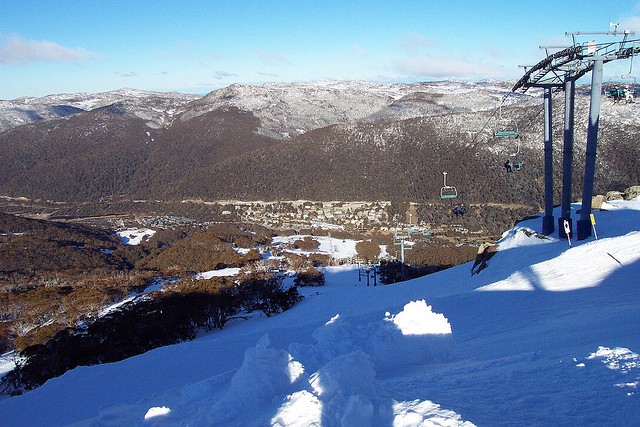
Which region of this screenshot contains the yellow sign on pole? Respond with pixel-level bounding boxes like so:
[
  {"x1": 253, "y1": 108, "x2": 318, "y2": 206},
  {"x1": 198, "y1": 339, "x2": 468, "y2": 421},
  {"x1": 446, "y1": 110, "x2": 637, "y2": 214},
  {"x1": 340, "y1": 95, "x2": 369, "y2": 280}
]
[
  {"x1": 590, "y1": 213, "x2": 596, "y2": 225},
  {"x1": 590, "y1": 213, "x2": 598, "y2": 240}
]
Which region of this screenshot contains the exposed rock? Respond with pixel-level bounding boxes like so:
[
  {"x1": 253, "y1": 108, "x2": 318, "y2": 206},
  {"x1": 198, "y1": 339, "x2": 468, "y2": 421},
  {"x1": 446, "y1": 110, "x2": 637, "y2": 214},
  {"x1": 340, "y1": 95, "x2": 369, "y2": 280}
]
[
  {"x1": 592, "y1": 194, "x2": 607, "y2": 210},
  {"x1": 624, "y1": 186, "x2": 640, "y2": 200},
  {"x1": 606, "y1": 191, "x2": 625, "y2": 201},
  {"x1": 471, "y1": 242, "x2": 499, "y2": 276}
]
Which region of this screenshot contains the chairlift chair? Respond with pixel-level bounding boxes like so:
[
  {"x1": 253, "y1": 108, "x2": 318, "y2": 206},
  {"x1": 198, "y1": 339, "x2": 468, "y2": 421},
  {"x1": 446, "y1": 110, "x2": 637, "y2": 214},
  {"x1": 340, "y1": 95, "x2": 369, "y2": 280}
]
[
  {"x1": 605, "y1": 75, "x2": 636, "y2": 104},
  {"x1": 451, "y1": 191, "x2": 467, "y2": 217},
  {"x1": 605, "y1": 80, "x2": 627, "y2": 102},
  {"x1": 620, "y1": 75, "x2": 636, "y2": 103},
  {"x1": 440, "y1": 171, "x2": 457, "y2": 199},
  {"x1": 503, "y1": 135, "x2": 524, "y2": 172},
  {"x1": 496, "y1": 117, "x2": 526, "y2": 171},
  {"x1": 493, "y1": 105, "x2": 520, "y2": 139},
  {"x1": 495, "y1": 130, "x2": 519, "y2": 138},
  {"x1": 493, "y1": 105, "x2": 524, "y2": 169},
  {"x1": 609, "y1": 50, "x2": 637, "y2": 103},
  {"x1": 504, "y1": 159, "x2": 523, "y2": 172}
]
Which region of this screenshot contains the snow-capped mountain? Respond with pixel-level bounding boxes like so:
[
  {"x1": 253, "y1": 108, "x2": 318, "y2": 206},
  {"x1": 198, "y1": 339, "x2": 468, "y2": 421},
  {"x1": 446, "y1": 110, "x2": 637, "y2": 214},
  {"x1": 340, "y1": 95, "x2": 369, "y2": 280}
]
[
  {"x1": 0, "y1": 80, "x2": 638, "y2": 207},
  {"x1": 0, "y1": 88, "x2": 200, "y2": 132},
  {"x1": 0, "y1": 80, "x2": 536, "y2": 137},
  {"x1": 181, "y1": 80, "x2": 536, "y2": 139}
]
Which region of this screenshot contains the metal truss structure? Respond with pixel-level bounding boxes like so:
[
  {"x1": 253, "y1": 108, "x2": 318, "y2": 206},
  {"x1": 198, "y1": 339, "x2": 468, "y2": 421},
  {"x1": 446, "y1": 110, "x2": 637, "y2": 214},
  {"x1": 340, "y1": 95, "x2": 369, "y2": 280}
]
[
  {"x1": 511, "y1": 29, "x2": 640, "y2": 240},
  {"x1": 514, "y1": 30, "x2": 640, "y2": 92}
]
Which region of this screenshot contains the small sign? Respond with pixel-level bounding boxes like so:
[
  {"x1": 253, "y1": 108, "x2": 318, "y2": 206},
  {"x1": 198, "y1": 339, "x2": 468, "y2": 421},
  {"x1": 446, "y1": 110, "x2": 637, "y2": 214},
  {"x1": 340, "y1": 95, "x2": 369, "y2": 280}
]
[
  {"x1": 563, "y1": 220, "x2": 572, "y2": 247},
  {"x1": 588, "y1": 40, "x2": 597, "y2": 54},
  {"x1": 590, "y1": 213, "x2": 598, "y2": 240}
]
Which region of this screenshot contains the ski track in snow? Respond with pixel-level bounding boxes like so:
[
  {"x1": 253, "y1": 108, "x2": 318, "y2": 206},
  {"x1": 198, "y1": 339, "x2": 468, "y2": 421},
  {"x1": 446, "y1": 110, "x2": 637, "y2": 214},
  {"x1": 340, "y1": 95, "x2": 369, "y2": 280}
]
[{"x1": 0, "y1": 199, "x2": 639, "y2": 426}]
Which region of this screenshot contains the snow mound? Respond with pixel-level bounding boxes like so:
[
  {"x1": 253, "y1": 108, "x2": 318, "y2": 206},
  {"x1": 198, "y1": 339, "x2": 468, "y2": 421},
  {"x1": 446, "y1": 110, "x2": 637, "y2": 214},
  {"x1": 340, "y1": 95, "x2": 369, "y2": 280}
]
[
  {"x1": 195, "y1": 268, "x2": 241, "y2": 279},
  {"x1": 144, "y1": 406, "x2": 171, "y2": 421},
  {"x1": 588, "y1": 346, "x2": 640, "y2": 374},
  {"x1": 583, "y1": 346, "x2": 640, "y2": 396},
  {"x1": 197, "y1": 301, "x2": 458, "y2": 425},
  {"x1": 387, "y1": 300, "x2": 452, "y2": 335},
  {"x1": 271, "y1": 390, "x2": 322, "y2": 427},
  {"x1": 393, "y1": 399, "x2": 476, "y2": 427},
  {"x1": 495, "y1": 226, "x2": 553, "y2": 251},
  {"x1": 117, "y1": 228, "x2": 156, "y2": 245}
]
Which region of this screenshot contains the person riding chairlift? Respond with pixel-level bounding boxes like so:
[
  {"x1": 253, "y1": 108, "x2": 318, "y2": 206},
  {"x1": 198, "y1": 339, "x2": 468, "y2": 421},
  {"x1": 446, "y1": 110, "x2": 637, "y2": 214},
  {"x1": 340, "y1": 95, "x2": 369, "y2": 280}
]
[
  {"x1": 504, "y1": 160, "x2": 522, "y2": 172},
  {"x1": 504, "y1": 160, "x2": 513, "y2": 172}
]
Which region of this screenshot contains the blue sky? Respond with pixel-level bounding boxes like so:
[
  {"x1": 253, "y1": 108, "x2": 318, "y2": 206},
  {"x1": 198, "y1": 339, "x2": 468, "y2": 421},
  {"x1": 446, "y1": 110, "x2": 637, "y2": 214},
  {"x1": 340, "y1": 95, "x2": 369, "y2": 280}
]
[{"x1": 1, "y1": 0, "x2": 640, "y2": 99}]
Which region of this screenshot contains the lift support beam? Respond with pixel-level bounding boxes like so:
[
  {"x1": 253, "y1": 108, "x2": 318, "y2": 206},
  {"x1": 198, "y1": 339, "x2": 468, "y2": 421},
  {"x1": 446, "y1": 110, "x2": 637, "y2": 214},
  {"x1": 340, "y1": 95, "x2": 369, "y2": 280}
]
[{"x1": 513, "y1": 30, "x2": 640, "y2": 240}]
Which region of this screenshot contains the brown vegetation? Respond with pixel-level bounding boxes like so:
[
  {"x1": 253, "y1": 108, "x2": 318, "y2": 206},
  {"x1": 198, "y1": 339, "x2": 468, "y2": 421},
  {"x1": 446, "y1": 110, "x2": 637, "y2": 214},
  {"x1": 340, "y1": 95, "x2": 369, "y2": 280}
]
[
  {"x1": 356, "y1": 240, "x2": 381, "y2": 261},
  {"x1": 1, "y1": 273, "x2": 302, "y2": 395},
  {"x1": 0, "y1": 214, "x2": 277, "y2": 355},
  {"x1": 2, "y1": 100, "x2": 638, "y2": 207}
]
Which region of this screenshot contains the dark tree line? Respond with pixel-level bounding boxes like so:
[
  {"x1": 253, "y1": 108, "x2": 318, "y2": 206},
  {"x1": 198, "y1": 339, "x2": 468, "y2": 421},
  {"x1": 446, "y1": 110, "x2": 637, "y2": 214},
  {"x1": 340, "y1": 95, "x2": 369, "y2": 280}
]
[
  {"x1": 1, "y1": 275, "x2": 302, "y2": 396},
  {"x1": 3, "y1": 99, "x2": 638, "y2": 206}
]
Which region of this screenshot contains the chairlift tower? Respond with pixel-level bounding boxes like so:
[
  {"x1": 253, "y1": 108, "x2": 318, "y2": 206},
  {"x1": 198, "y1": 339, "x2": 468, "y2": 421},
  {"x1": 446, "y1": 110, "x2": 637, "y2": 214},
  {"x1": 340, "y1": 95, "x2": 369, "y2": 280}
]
[
  {"x1": 357, "y1": 260, "x2": 379, "y2": 286},
  {"x1": 393, "y1": 232, "x2": 412, "y2": 280},
  {"x1": 513, "y1": 28, "x2": 640, "y2": 240}
]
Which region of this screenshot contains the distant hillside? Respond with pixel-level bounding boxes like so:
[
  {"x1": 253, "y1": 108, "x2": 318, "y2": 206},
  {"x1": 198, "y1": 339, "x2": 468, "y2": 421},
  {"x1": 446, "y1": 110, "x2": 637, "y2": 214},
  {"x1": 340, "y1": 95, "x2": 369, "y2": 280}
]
[
  {"x1": 0, "y1": 212, "x2": 125, "y2": 274},
  {"x1": 0, "y1": 88, "x2": 199, "y2": 132},
  {"x1": 0, "y1": 105, "x2": 151, "y2": 201},
  {"x1": 0, "y1": 81, "x2": 638, "y2": 209}
]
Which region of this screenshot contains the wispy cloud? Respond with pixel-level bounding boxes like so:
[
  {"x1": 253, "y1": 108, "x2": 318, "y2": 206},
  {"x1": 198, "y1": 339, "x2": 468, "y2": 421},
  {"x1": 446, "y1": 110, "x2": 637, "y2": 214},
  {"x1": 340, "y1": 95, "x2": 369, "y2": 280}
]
[
  {"x1": 211, "y1": 51, "x2": 232, "y2": 61},
  {"x1": 116, "y1": 71, "x2": 138, "y2": 78},
  {"x1": 0, "y1": 35, "x2": 101, "y2": 64},
  {"x1": 618, "y1": 15, "x2": 640, "y2": 32},
  {"x1": 254, "y1": 48, "x2": 290, "y2": 65},
  {"x1": 400, "y1": 32, "x2": 434, "y2": 52},
  {"x1": 214, "y1": 70, "x2": 238, "y2": 79},
  {"x1": 153, "y1": 41, "x2": 197, "y2": 60},
  {"x1": 396, "y1": 55, "x2": 503, "y2": 79},
  {"x1": 352, "y1": 44, "x2": 371, "y2": 59}
]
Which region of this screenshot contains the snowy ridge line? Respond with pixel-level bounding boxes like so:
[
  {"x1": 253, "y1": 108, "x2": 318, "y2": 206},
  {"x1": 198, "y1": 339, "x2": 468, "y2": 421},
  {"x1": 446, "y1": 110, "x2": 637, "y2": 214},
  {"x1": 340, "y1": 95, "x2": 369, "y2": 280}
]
[
  {"x1": 1, "y1": 79, "x2": 543, "y2": 138},
  {"x1": 0, "y1": 87, "x2": 199, "y2": 132}
]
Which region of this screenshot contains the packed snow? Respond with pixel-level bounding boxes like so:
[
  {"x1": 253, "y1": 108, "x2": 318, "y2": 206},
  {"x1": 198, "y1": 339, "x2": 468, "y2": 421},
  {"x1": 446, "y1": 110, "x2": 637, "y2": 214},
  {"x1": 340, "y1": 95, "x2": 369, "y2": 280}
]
[
  {"x1": 272, "y1": 234, "x2": 359, "y2": 260},
  {"x1": 0, "y1": 353, "x2": 17, "y2": 377},
  {"x1": 0, "y1": 198, "x2": 639, "y2": 426},
  {"x1": 195, "y1": 268, "x2": 242, "y2": 279},
  {"x1": 116, "y1": 227, "x2": 156, "y2": 245}
]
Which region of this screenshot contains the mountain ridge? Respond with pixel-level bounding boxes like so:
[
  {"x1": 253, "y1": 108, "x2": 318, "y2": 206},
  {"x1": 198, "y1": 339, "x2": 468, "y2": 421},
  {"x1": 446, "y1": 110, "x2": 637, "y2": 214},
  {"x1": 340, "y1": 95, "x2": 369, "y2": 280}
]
[{"x1": 0, "y1": 80, "x2": 638, "y2": 209}]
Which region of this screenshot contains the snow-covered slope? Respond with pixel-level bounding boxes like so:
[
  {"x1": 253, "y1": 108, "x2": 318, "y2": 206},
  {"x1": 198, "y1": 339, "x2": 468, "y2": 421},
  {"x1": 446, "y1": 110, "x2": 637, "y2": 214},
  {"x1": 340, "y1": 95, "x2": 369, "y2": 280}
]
[
  {"x1": 0, "y1": 80, "x2": 532, "y2": 139},
  {"x1": 181, "y1": 80, "x2": 536, "y2": 139},
  {"x1": 0, "y1": 88, "x2": 200, "y2": 131},
  {"x1": 1, "y1": 197, "x2": 638, "y2": 426}
]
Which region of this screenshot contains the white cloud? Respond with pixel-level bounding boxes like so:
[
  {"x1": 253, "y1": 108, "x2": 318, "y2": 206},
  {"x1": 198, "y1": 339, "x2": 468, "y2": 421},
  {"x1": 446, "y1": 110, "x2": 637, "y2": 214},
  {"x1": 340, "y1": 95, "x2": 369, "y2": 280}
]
[
  {"x1": 618, "y1": 16, "x2": 640, "y2": 33},
  {"x1": 214, "y1": 70, "x2": 238, "y2": 79},
  {"x1": 211, "y1": 51, "x2": 232, "y2": 61},
  {"x1": 400, "y1": 32, "x2": 434, "y2": 52},
  {"x1": 352, "y1": 44, "x2": 371, "y2": 59},
  {"x1": 255, "y1": 48, "x2": 291, "y2": 65},
  {"x1": 0, "y1": 35, "x2": 101, "y2": 64},
  {"x1": 396, "y1": 54, "x2": 503, "y2": 79}
]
